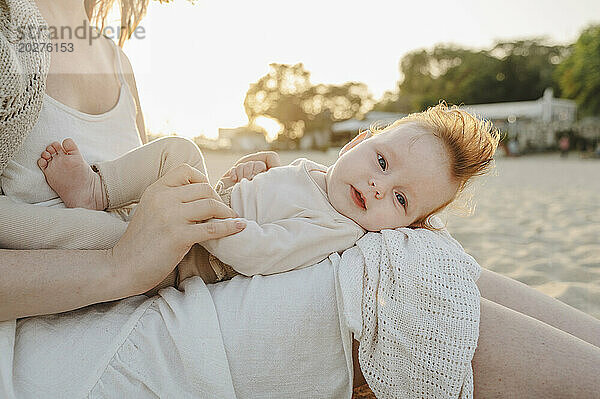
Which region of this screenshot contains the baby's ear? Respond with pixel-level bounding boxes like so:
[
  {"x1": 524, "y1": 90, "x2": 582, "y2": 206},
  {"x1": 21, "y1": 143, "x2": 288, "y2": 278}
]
[{"x1": 339, "y1": 130, "x2": 372, "y2": 157}]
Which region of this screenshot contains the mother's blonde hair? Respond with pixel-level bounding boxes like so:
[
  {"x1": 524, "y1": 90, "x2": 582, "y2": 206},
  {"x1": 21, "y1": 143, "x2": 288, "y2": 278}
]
[{"x1": 85, "y1": 0, "x2": 165, "y2": 46}]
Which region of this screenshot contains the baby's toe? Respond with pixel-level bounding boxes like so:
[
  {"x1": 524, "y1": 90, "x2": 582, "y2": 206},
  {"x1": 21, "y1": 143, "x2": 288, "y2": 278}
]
[
  {"x1": 62, "y1": 138, "x2": 79, "y2": 154},
  {"x1": 50, "y1": 141, "x2": 64, "y2": 155},
  {"x1": 47, "y1": 143, "x2": 58, "y2": 156},
  {"x1": 41, "y1": 150, "x2": 52, "y2": 161},
  {"x1": 37, "y1": 157, "x2": 48, "y2": 170}
]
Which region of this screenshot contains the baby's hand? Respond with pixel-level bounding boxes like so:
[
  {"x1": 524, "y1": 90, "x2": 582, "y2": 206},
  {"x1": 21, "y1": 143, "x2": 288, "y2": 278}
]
[{"x1": 220, "y1": 160, "x2": 268, "y2": 189}]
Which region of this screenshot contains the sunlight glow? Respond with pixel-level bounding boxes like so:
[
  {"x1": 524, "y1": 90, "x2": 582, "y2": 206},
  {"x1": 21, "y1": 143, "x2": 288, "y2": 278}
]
[
  {"x1": 121, "y1": 0, "x2": 599, "y2": 140},
  {"x1": 254, "y1": 116, "x2": 284, "y2": 142}
]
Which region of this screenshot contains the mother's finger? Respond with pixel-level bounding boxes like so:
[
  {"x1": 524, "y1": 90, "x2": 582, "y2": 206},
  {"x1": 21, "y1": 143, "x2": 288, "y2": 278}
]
[
  {"x1": 174, "y1": 182, "x2": 222, "y2": 203},
  {"x1": 188, "y1": 219, "x2": 246, "y2": 243},
  {"x1": 160, "y1": 164, "x2": 209, "y2": 187},
  {"x1": 183, "y1": 198, "x2": 238, "y2": 221}
]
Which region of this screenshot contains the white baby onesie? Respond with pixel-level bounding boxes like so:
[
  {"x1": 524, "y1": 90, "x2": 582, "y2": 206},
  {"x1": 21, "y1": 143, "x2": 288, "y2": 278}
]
[{"x1": 203, "y1": 158, "x2": 365, "y2": 276}]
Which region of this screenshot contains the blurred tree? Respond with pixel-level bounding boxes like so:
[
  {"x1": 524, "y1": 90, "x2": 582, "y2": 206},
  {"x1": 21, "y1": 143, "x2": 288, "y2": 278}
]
[
  {"x1": 244, "y1": 64, "x2": 373, "y2": 143},
  {"x1": 556, "y1": 25, "x2": 600, "y2": 116},
  {"x1": 491, "y1": 39, "x2": 567, "y2": 101},
  {"x1": 372, "y1": 90, "x2": 412, "y2": 113},
  {"x1": 244, "y1": 63, "x2": 311, "y2": 141},
  {"x1": 415, "y1": 46, "x2": 503, "y2": 105},
  {"x1": 303, "y1": 82, "x2": 373, "y2": 130},
  {"x1": 379, "y1": 40, "x2": 569, "y2": 112}
]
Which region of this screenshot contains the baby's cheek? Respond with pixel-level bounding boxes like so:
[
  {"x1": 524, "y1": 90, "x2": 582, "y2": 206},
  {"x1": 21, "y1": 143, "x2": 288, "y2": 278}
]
[
  {"x1": 362, "y1": 214, "x2": 389, "y2": 232},
  {"x1": 368, "y1": 213, "x2": 409, "y2": 231}
]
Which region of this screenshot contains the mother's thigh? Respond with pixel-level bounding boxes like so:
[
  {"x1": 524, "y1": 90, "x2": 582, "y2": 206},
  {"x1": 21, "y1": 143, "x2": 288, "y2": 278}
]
[
  {"x1": 473, "y1": 298, "x2": 600, "y2": 398},
  {"x1": 477, "y1": 268, "x2": 600, "y2": 348}
]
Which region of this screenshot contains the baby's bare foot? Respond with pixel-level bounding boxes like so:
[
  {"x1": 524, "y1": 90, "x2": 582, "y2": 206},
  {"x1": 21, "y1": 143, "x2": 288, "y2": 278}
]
[{"x1": 37, "y1": 138, "x2": 107, "y2": 210}]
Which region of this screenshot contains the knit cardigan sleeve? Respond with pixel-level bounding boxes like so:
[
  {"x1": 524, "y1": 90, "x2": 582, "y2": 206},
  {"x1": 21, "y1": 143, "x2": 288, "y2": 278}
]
[
  {"x1": 0, "y1": 195, "x2": 127, "y2": 250},
  {"x1": 0, "y1": 0, "x2": 51, "y2": 175}
]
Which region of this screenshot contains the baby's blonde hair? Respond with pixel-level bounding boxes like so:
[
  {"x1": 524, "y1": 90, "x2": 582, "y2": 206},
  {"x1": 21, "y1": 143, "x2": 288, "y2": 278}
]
[{"x1": 371, "y1": 103, "x2": 500, "y2": 230}]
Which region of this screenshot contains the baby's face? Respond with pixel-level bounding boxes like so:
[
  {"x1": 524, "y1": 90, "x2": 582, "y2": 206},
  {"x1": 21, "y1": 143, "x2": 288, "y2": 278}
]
[{"x1": 326, "y1": 122, "x2": 459, "y2": 231}]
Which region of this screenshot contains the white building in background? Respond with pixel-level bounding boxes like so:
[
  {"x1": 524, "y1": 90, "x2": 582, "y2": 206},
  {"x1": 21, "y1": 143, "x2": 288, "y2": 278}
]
[
  {"x1": 218, "y1": 127, "x2": 268, "y2": 152},
  {"x1": 464, "y1": 88, "x2": 577, "y2": 149},
  {"x1": 464, "y1": 88, "x2": 576, "y2": 124},
  {"x1": 331, "y1": 88, "x2": 578, "y2": 150},
  {"x1": 331, "y1": 111, "x2": 406, "y2": 137}
]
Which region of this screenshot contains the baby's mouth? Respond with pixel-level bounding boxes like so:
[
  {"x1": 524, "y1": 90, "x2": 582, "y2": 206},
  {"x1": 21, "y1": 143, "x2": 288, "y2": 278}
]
[{"x1": 351, "y1": 185, "x2": 366, "y2": 210}]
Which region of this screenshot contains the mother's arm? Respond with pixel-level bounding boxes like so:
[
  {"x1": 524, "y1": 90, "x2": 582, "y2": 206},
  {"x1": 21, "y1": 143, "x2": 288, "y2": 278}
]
[{"x1": 0, "y1": 165, "x2": 244, "y2": 321}]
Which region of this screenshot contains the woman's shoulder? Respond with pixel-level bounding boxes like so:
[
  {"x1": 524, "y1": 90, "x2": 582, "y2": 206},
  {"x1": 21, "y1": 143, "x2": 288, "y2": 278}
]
[
  {"x1": 112, "y1": 42, "x2": 135, "y2": 76},
  {"x1": 106, "y1": 37, "x2": 146, "y2": 142},
  {"x1": 103, "y1": 38, "x2": 136, "y2": 85}
]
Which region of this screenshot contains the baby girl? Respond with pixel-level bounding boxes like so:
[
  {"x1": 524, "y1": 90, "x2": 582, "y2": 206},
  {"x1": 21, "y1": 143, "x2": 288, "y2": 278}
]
[{"x1": 38, "y1": 104, "x2": 499, "y2": 288}]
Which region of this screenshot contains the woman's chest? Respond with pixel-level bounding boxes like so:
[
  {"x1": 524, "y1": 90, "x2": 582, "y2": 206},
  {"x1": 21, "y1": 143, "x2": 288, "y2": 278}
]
[
  {"x1": 0, "y1": 99, "x2": 141, "y2": 205},
  {"x1": 41, "y1": 20, "x2": 124, "y2": 113},
  {"x1": 45, "y1": 72, "x2": 122, "y2": 116}
]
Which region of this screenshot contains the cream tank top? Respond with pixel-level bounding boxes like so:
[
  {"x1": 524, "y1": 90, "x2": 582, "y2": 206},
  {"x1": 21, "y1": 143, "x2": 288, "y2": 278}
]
[{"x1": 0, "y1": 40, "x2": 142, "y2": 207}]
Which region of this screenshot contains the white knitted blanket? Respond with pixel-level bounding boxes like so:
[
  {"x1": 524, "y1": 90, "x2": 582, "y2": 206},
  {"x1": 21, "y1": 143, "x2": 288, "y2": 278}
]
[{"x1": 338, "y1": 226, "x2": 481, "y2": 398}]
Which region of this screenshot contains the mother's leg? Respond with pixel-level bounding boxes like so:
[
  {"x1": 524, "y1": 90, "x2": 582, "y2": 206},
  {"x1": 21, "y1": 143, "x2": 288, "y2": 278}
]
[
  {"x1": 477, "y1": 268, "x2": 600, "y2": 348},
  {"x1": 473, "y1": 298, "x2": 600, "y2": 398}
]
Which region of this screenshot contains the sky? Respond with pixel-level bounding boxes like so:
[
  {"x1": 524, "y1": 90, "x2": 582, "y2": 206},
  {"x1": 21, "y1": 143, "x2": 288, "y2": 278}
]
[{"x1": 118, "y1": 0, "x2": 600, "y2": 138}]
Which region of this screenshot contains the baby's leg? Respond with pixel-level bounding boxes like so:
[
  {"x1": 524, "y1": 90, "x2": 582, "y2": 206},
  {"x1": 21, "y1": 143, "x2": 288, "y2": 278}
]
[
  {"x1": 93, "y1": 136, "x2": 207, "y2": 209},
  {"x1": 178, "y1": 244, "x2": 219, "y2": 284},
  {"x1": 38, "y1": 139, "x2": 107, "y2": 210},
  {"x1": 143, "y1": 245, "x2": 218, "y2": 297}
]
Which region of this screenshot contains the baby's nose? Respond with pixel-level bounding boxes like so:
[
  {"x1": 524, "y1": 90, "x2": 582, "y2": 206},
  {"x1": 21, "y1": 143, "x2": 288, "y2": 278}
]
[{"x1": 369, "y1": 179, "x2": 385, "y2": 199}]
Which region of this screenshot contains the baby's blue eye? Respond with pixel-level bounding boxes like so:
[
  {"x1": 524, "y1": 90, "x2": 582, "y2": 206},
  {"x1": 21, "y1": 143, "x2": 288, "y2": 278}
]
[
  {"x1": 377, "y1": 154, "x2": 386, "y2": 170},
  {"x1": 395, "y1": 192, "x2": 406, "y2": 207}
]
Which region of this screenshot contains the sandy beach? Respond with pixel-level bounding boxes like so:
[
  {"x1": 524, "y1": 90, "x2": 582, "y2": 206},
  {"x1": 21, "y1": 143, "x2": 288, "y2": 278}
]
[{"x1": 203, "y1": 150, "x2": 600, "y2": 319}]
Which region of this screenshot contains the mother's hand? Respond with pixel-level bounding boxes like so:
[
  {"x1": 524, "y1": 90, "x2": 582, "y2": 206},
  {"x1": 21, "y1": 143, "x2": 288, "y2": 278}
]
[{"x1": 112, "y1": 164, "x2": 245, "y2": 294}]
